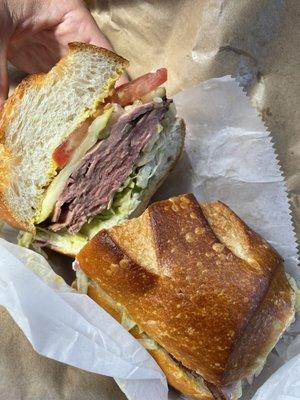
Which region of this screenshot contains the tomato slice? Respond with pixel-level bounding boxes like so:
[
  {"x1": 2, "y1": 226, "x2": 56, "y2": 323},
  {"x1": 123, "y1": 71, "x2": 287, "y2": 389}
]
[
  {"x1": 52, "y1": 69, "x2": 167, "y2": 168},
  {"x1": 108, "y1": 68, "x2": 167, "y2": 107},
  {"x1": 52, "y1": 118, "x2": 92, "y2": 168}
]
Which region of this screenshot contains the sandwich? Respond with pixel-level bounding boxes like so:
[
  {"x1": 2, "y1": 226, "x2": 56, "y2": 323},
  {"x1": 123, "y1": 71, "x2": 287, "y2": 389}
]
[
  {"x1": 0, "y1": 43, "x2": 185, "y2": 256},
  {"x1": 75, "y1": 193, "x2": 295, "y2": 400}
]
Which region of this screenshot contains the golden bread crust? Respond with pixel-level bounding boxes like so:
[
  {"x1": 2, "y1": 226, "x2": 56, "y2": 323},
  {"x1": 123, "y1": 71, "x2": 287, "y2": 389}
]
[
  {"x1": 68, "y1": 42, "x2": 129, "y2": 68},
  {"x1": 0, "y1": 73, "x2": 45, "y2": 232},
  {"x1": 77, "y1": 194, "x2": 295, "y2": 387},
  {"x1": 200, "y1": 201, "x2": 295, "y2": 382},
  {"x1": 0, "y1": 194, "x2": 33, "y2": 232},
  {"x1": 86, "y1": 283, "x2": 213, "y2": 400}
]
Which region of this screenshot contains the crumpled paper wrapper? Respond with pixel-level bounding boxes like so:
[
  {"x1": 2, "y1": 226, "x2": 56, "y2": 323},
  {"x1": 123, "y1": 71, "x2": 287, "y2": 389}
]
[{"x1": 1, "y1": 76, "x2": 299, "y2": 400}]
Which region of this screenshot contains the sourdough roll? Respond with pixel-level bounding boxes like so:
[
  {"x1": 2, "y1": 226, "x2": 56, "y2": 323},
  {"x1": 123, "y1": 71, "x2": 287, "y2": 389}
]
[{"x1": 76, "y1": 194, "x2": 295, "y2": 400}]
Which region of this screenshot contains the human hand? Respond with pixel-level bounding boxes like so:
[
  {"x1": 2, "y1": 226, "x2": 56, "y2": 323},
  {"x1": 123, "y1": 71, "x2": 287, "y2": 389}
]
[{"x1": 0, "y1": 0, "x2": 128, "y2": 104}]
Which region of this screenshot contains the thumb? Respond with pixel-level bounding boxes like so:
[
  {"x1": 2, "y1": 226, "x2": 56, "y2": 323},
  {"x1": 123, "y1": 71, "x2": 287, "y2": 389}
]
[
  {"x1": 78, "y1": 8, "x2": 129, "y2": 86},
  {"x1": 0, "y1": 45, "x2": 8, "y2": 106}
]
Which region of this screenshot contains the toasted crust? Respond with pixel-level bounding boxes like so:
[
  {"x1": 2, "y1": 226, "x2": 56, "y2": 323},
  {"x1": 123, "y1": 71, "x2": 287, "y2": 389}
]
[
  {"x1": 200, "y1": 201, "x2": 295, "y2": 382},
  {"x1": 0, "y1": 73, "x2": 46, "y2": 141},
  {"x1": 0, "y1": 43, "x2": 128, "y2": 233},
  {"x1": 0, "y1": 73, "x2": 45, "y2": 233},
  {"x1": 0, "y1": 196, "x2": 31, "y2": 232},
  {"x1": 68, "y1": 42, "x2": 128, "y2": 67},
  {"x1": 77, "y1": 194, "x2": 295, "y2": 388},
  {"x1": 86, "y1": 283, "x2": 213, "y2": 400}
]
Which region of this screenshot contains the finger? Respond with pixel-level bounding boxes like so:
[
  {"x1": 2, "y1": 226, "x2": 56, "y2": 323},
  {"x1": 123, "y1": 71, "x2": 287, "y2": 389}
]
[
  {"x1": 81, "y1": 8, "x2": 113, "y2": 50},
  {"x1": 8, "y1": 37, "x2": 62, "y2": 74},
  {"x1": 0, "y1": 45, "x2": 9, "y2": 105},
  {"x1": 77, "y1": 8, "x2": 129, "y2": 85},
  {"x1": 86, "y1": 22, "x2": 129, "y2": 85}
]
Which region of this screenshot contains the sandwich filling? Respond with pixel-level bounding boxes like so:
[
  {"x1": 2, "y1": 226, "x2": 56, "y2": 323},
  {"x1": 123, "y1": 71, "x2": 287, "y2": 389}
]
[
  {"x1": 18, "y1": 69, "x2": 183, "y2": 253},
  {"x1": 27, "y1": 95, "x2": 180, "y2": 253},
  {"x1": 50, "y1": 100, "x2": 171, "y2": 233}
]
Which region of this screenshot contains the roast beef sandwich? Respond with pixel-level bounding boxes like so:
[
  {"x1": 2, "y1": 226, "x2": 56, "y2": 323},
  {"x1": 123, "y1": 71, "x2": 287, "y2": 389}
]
[
  {"x1": 75, "y1": 194, "x2": 295, "y2": 400},
  {"x1": 0, "y1": 43, "x2": 185, "y2": 256}
]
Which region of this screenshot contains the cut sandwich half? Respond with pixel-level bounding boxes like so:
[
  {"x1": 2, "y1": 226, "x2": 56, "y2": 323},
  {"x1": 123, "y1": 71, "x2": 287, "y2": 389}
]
[
  {"x1": 75, "y1": 194, "x2": 295, "y2": 400},
  {"x1": 0, "y1": 43, "x2": 185, "y2": 256}
]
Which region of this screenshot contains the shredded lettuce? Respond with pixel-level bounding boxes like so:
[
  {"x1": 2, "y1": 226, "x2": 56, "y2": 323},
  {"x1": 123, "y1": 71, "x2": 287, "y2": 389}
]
[
  {"x1": 121, "y1": 311, "x2": 137, "y2": 331},
  {"x1": 35, "y1": 227, "x2": 88, "y2": 255},
  {"x1": 76, "y1": 268, "x2": 90, "y2": 294},
  {"x1": 135, "y1": 164, "x2": 154, "y2": 189},
  {"x1": 18, "y1": 232, "x2": 34, "y2": 248},
  {"x1": 138, "y1": 338, "x2": 160, "y2": 350}
]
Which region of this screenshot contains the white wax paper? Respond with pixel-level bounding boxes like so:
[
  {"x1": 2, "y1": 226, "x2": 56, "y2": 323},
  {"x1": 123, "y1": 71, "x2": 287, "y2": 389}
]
[
  {"x1": 0, "y1": 76, "x2": 299, "y2": 400},
  {"x1": 0, "y1": 239, "x2": 168, "y2": 400}
]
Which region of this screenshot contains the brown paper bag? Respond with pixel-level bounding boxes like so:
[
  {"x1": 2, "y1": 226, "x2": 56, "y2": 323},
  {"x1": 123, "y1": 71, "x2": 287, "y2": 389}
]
[{"x1": 2, "y1": 1, "x2": 299, "y2": 398}]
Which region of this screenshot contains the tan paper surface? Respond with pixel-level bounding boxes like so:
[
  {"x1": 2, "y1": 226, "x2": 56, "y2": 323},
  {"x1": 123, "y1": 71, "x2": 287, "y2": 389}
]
[{"x1": 2, "y1": 1, "x2": 299, "y2": 398}]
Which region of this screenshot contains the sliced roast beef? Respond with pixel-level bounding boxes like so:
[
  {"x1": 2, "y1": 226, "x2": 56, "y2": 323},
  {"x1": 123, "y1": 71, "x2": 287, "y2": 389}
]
[{"x1": 50, "y1": 100, "x2": 171, "y2": 233}]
